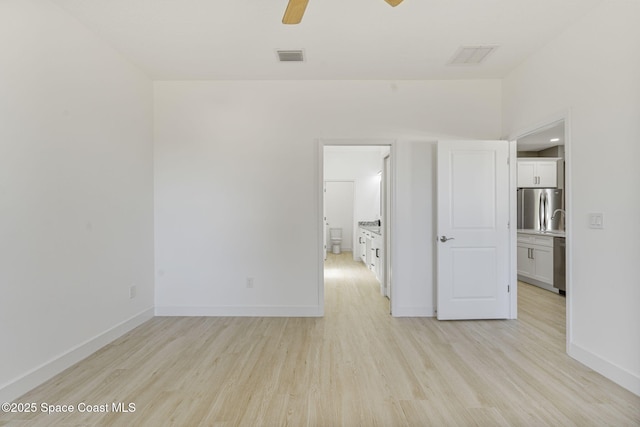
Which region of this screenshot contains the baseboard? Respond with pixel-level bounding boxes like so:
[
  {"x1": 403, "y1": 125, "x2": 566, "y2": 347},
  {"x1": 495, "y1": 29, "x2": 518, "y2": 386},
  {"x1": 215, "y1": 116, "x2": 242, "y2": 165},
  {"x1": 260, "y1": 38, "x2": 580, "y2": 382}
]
[
  {"x1": 392, "y1": 306, "x2": 435, "y2": 317},
  {"x1": 569, "y1": 342, "x2": 640, "y2": 396},
  {"x1": 155, "y1": 305, "x2": 322, "y2": 317},
  {"x1": 0, "y1": 308, "x2": 154, "y2": 403}
]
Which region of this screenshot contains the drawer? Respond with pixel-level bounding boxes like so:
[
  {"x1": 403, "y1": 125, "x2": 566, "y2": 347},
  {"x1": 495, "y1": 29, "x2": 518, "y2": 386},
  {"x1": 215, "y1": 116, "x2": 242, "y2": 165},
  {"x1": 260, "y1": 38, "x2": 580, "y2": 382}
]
[
  {"x1": 517, "y1": 233, "x2": 553, "y2": 247},
  {"x1": 531, "y1": 236, "x2": 553, "y2": 247},
  {"x1": 517, "y1": 234, "x2": 535, "y2": 244}
]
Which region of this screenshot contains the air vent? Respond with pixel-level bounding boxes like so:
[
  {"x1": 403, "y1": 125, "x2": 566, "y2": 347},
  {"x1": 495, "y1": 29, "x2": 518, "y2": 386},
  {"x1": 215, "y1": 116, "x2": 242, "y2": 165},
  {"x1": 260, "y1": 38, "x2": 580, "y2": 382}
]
[
  {"x1": 448, "y1": 45, "x2": 498, "y2": 65},
  {"x1": 276, "y1": 49, "x2": 305, "y2": 62}
]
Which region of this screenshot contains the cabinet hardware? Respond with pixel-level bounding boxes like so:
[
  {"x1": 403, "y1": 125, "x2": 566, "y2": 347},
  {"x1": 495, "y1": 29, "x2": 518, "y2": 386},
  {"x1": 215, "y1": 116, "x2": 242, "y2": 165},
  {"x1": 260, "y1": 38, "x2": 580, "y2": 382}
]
[{"x1": 375, "y1": 248, "x2": 380, "y2": 258}]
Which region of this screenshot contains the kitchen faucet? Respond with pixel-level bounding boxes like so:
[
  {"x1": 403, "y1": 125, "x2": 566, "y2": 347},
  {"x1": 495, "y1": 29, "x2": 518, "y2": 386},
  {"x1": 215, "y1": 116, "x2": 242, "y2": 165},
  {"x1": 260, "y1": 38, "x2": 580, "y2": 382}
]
[{"x1": 551, "y1": 209, "x2": 566, "y2": 220}]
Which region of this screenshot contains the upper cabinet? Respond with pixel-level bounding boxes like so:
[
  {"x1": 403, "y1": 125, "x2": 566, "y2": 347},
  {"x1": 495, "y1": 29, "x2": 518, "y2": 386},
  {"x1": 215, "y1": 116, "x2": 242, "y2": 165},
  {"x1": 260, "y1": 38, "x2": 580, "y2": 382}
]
[{"x1": 517, "y1": 158, "x2": 564, "y2": 188}]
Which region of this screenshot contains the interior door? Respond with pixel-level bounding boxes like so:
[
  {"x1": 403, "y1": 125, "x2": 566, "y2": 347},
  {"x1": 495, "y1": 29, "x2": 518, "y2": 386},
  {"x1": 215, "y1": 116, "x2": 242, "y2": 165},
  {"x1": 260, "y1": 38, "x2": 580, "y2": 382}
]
[
  {"x1": 437, "y1": 140, "x2": 510, "y2": 320},
  {"x1": 323, "y1": 182, "x2": 327, "y2": 260},
  {"x1": 325, "y1": 181, "x2": 354, "y2": 253}
]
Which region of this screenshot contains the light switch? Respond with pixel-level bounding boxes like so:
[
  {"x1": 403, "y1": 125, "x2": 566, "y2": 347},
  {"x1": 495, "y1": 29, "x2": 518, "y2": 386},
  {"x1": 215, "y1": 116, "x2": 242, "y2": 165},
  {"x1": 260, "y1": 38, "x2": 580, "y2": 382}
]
[{"x1": 589, "y1": 213, "x2": 604, "y2": 229}]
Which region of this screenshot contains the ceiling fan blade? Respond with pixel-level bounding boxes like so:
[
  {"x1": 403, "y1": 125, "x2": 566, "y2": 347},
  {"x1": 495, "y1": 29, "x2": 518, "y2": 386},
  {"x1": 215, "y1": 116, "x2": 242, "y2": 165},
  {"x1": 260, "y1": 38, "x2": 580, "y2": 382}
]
[
  {"x1": 384, "y1": 0, "x2": 403, "y2": 6},
  {"x1": 282, "y1": 0, "x2": 309, "y2": 24}
]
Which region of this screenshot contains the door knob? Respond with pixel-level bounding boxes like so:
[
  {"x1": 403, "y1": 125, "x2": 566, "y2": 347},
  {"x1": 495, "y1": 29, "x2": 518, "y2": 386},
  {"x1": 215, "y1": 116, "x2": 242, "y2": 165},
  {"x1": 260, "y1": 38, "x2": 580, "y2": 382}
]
[{"x1": 440, "y1": 236, "x2": 455, "y2": 242}]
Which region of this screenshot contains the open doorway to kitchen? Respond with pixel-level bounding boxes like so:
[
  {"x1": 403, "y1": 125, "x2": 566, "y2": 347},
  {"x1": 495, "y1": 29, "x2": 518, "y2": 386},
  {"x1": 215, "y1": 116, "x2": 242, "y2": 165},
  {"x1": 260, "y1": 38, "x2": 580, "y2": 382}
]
[
  {"x1": 514, "y1": 118, "x2": 570, "y2": 348},
  {"x1": 319, "y1": 140, "x2": 394, "y2": 315}
]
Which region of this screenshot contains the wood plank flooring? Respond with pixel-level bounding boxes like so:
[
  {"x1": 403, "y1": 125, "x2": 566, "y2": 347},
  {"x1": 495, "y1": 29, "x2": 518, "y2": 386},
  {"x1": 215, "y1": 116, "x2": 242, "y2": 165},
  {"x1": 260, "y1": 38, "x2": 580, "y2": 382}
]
[{"x1": 1, "y1": 252, "x2": 638, "y2": 426}]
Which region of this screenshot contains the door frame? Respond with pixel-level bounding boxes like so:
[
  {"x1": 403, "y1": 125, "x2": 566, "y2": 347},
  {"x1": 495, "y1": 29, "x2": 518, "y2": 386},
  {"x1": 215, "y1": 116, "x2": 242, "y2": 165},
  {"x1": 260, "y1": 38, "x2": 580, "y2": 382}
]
[
  {"x1": 383, "y1": 154, "x2": 391, "y2": 300},
  {"x1": 508, "y1": 111, "x2": 572, "y2": 349},
  {"x1": 324, "y1": 180, "x2": 356, "y2": 256},
  {"x1": 317, "y1": 139, "x2": 396, "y2": 316}
]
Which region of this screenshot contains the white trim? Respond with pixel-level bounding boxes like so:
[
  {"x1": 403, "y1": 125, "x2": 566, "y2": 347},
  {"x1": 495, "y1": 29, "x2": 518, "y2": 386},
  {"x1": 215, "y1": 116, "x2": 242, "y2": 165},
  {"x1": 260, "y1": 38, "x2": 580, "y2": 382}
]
[
  {"x1": 507, "y1": 110, "x2": 572, "y2": 353},
  {"x1": 317, "y1": 140, "x2": 325, "y2": 316},
  {"x1": 569, "y1": 343, "x2": 640, "y2": 396},
  {"x1": 508, "y1": 140, "x2": 518, "y2": 319},
  {"x1": 563, "y1": 111, "x2": 574, "y2": 355},
  {"x1": 388, "y1": 144, "x2": 398, "y2": 316},
  {"x1": 0, "y1": 308, "x2": 154, "y2": 403},
  {"x1": 155, "y1": 305, "x2": 322, "y2": 317},
  {"x1": 318, "y1": 138, "x2": 396, "y2": 317}
]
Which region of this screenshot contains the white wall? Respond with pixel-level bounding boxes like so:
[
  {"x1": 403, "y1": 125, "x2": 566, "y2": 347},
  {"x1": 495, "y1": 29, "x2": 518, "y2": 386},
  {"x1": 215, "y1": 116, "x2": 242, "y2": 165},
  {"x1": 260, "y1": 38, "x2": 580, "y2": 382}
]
[
  {"x1": 0, "y1": 0, "x2": 155, "y2": 402},
  {"x1": 153, "y1": 80, "x2": 502, "y2": 317},
  {"x1": 503, "y1": 0, "x2": 640, "y2": 395}
]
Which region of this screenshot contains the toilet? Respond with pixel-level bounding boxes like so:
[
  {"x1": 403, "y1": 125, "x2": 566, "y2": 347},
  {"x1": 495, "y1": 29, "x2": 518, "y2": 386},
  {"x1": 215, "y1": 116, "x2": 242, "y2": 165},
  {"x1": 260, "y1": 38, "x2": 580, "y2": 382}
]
[{"x1": 329, "y1": 228, "x2": 342, "y2": 254}]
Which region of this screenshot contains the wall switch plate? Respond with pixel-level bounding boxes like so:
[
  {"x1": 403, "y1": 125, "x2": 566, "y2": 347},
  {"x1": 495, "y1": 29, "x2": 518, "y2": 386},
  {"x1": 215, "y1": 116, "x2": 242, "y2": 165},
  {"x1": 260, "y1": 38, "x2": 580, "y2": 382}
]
[{"x1": 588, "y1": 213, "x2": 604, "y2": 229}]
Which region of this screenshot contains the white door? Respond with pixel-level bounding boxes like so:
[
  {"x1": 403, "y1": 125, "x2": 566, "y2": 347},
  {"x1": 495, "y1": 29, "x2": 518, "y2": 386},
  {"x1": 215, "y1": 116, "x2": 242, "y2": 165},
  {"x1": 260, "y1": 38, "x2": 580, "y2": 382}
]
[
  {"x1": 323, "y1": 182, "x2": 327, "y2": 260},
  {"x1": 325, "y1": 181, "x2": 354, "y2": 253},
  {"x1": 437, "y1": 140, "x2": 510, "y2": 320},
  {"x1": 383, "y1": 155, "x2": 391, "y2": 300}
]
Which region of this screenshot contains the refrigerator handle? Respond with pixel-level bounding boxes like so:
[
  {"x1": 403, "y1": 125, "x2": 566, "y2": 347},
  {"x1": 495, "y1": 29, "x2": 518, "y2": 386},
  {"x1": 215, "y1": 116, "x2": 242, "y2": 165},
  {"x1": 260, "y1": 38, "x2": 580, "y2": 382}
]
[
  {"x1": 539, "y1": 191, "x2": 547, "y2": 231},
  {"x1": 543, "y1": 192, "x2": 548, "y2": 230},
  {"x1": 538, "y1": 193, "x2": 544, "y2": 230}
]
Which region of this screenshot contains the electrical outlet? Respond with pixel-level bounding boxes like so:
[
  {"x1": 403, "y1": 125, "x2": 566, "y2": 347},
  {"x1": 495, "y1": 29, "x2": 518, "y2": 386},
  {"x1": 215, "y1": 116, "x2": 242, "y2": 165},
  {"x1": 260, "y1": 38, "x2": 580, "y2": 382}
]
[
  {"x1": 246, "y1": 277, "x2": 254, "y2": 289},
  {"x1": 129, "y1": 285, "x2": 137, "y2": 299}
]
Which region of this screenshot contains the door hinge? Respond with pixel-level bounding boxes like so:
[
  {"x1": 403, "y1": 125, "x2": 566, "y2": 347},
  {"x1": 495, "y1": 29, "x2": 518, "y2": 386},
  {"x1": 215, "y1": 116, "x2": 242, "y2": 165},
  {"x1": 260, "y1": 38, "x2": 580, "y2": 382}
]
[
  {"x1": 508, "y1": 285, "x2": 511, "y2": 293},
  {"x1": 507, "y1": 157, "x2": 510, "y2": 165}
]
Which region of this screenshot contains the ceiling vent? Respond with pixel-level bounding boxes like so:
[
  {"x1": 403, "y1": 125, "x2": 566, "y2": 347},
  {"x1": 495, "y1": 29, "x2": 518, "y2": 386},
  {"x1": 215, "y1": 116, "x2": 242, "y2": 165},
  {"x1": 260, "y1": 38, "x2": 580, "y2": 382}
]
[
  {"x1": 448, "y1": 45, "x2": 498, "y2": 66},
  {"x1": 276, "y1": 49, "x2": 305, "y2": 62}
]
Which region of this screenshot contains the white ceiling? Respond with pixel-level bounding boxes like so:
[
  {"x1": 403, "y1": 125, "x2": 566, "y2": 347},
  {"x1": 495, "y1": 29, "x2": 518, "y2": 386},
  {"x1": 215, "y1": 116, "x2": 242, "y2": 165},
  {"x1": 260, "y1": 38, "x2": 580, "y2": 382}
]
[{"x1": 52, "y1": 0, "x2": 601, "y2": 80}]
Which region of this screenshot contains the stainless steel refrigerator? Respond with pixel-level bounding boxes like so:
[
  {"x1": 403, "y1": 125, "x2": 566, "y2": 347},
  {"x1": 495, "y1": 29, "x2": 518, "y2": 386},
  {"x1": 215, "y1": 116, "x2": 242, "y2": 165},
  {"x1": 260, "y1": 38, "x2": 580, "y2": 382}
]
[{"x1": 517, "y1": 188, "x2": 564, "y2": 231}]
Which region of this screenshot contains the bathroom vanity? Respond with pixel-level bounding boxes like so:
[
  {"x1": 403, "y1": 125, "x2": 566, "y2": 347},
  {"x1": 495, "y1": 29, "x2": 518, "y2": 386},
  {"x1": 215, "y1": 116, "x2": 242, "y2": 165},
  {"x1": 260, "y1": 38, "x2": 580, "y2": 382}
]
[{"x1": 358, "y1": 222, "x2": 384, "y2": 288}]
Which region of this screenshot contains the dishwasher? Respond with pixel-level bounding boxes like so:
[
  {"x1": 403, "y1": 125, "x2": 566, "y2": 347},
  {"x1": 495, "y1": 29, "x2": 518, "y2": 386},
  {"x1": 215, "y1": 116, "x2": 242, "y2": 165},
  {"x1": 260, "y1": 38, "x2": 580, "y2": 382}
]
[{"x1": 553, "y1": 237, "x2": 566, "y2": 294}]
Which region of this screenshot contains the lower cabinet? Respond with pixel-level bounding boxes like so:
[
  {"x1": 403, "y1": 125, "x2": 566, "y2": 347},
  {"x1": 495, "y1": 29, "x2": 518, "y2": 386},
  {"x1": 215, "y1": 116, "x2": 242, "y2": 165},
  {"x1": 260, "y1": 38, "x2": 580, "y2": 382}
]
[
  {"x1": 359, "y1": 227, "x2": 384, "y2": 288},
  {"x1": 370, "y1": 233, "x2": 381, "y2": 281},
  {"x1": 517, "y1": 234, "x2": 554, "y2": 286},
  {"x1": 358, "y1": 228, "x2": 367, "y2": 264}
]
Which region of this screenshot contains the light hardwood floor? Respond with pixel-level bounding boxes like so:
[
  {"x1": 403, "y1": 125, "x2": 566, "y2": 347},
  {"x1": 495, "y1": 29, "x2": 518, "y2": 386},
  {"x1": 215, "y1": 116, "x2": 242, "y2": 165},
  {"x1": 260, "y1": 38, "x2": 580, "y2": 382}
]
[{"x1": 2, "y1": 252, "x2": 638, "y2": 426}]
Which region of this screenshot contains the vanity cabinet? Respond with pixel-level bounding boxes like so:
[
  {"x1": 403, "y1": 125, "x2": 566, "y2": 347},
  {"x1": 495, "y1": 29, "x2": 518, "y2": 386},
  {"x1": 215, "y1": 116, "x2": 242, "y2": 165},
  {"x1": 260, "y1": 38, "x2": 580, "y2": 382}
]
[
  {"x1": 517, "y1": 158, "x2": 563, "y2": 188},
  {"x1": 358, "y1": 228, "x2": 367, "y2": 264},
  {"x1": 370, "y1": 233, "x2": 382, "y2": 281},
  {"x1": 517, "y1": 233, "x2": 554, "y2": 287},
  {"x1": 359, "y1": 226, "x2": 384, "y2": 290}
]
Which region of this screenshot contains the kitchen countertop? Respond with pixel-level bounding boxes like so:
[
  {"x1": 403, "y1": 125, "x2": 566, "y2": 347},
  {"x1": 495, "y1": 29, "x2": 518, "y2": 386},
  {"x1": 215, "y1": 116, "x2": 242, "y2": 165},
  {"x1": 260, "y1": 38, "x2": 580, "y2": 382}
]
[{"x1": 518, "y1": 229, "x2": 565, "y2": 238}]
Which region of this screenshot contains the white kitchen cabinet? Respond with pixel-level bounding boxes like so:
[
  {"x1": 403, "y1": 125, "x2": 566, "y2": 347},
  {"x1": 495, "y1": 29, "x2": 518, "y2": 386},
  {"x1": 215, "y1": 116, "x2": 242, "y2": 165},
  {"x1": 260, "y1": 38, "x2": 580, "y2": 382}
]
[
  {"x1": 517, "y1": 233, "x2": 554, "y2": 288},
  {"x1": 517, "y1": 158, "x2": 563, "y2": 188}
]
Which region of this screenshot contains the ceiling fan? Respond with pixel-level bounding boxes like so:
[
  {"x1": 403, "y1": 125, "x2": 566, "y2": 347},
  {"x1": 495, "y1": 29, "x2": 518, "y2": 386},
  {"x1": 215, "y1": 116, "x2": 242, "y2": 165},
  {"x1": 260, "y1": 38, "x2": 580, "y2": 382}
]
[{"x1": 283, "y1": 0, "x2": 404, "y2": 25}]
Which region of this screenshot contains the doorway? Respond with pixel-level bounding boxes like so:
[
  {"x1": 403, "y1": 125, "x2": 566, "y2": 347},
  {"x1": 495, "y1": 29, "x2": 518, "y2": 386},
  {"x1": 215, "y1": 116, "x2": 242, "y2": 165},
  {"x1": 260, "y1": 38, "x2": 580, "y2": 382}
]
[
  {"x1": 319, "y1": 141, "x2": 394, "y2": 315},
  {"x1": 513, "y1": 117, "x2": 570, "y2": 347},
  {"x1": 324, "y1": 181, "x2": 355, "y2": 255}
]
